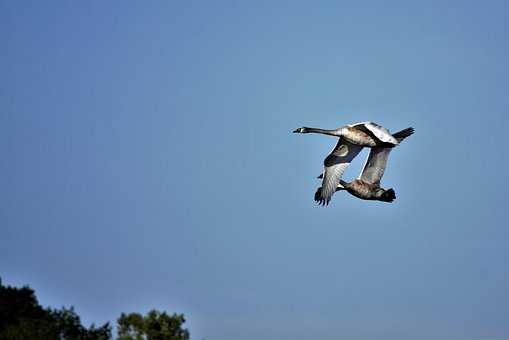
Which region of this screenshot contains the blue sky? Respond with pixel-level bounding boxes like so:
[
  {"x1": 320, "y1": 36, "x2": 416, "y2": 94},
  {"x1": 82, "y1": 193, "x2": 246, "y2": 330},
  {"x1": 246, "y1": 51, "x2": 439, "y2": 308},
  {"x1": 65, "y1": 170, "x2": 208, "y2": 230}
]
[{"x1": 1, "y1": 1, "x2": 509, "y2": 339}]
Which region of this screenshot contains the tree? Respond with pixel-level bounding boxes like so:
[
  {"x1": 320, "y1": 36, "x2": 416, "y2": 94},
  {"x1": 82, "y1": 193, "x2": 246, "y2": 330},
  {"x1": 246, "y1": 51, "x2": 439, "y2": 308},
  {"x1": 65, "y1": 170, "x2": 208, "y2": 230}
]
[
  {"x1": 50, "y1": 307, "x2": 111, "y2": 340},
  {"x1": 117, "y1": 310, "x2": 190, "y2": 340},
  {"x1": 1, "y1": 278, "x2": 189, "y2": 340},
  {"x1": 0, "y1": 278, "x2": 111, "y2": 340},
  {"x1": 0, "y1": 279, "x2": 55, "y2": 340}
]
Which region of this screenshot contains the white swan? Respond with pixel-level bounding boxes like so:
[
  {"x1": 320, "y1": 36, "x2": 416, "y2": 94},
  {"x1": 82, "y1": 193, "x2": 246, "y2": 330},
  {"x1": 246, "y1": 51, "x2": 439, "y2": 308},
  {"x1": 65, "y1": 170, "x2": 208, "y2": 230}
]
[{"x1": 293, "y1": 121, "x2": 400, "y2": 147}]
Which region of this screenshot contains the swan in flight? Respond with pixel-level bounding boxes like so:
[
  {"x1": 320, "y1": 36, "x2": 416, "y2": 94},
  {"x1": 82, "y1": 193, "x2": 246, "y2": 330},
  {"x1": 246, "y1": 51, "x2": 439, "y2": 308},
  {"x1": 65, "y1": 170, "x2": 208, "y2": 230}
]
[
  {"x1": 314, "y1": 127, "x2": 414, "y2": 205},
  {"x1": 293, "y1": 121, "x2": 400, "y2": 147}
]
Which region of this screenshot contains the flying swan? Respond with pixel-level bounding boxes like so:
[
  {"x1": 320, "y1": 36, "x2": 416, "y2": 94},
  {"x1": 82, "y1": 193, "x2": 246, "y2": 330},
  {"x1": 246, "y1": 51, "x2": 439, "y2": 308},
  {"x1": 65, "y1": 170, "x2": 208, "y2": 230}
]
[
  {"x1": 293, "y1": 121, "x2": 401, "y2": 147},
  {"x1": 293, "y1": 121, "x2": 413, "y2": 205}
]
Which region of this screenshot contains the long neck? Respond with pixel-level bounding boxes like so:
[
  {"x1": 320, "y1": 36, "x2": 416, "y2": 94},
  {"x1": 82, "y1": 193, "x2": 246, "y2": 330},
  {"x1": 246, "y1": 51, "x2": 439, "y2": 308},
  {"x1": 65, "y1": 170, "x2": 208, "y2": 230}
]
[
  {"x1": 335, "y1": 180, "x2": 348, "y2": 192},
  {"x1": 305, "y1": 127, "x2": 340, "y2": 137},
  {"x1": 339, "y1": 179, "x2": 349, "y2": 188}
]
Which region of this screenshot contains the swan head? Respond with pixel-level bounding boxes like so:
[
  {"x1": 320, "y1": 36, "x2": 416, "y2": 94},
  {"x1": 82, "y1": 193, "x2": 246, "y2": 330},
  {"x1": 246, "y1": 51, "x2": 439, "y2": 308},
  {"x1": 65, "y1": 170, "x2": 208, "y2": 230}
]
[{"x1": 293, "y1": 127, "x2": 309, "y2": 133}]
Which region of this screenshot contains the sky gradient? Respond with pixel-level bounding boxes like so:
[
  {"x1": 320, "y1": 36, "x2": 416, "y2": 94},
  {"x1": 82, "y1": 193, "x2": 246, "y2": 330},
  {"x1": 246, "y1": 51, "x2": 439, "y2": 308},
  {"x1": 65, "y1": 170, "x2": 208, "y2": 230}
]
[{"x1": 2, "y1": 1, "x2": 509, "y2": 339}]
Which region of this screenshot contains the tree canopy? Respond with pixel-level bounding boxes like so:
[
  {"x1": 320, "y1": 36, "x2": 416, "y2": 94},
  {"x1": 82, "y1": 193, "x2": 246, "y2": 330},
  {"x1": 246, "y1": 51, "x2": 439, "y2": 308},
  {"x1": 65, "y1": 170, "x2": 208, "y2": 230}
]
[
  {"x1": 117, "y1": 310, "x2": 189, "y2": 340},
  {"x1": 0, "y1": 278, "x2": 111, "y2": 340},
  {"x1": 0, "y1": 278, "x2": 189, "y2": 340}
]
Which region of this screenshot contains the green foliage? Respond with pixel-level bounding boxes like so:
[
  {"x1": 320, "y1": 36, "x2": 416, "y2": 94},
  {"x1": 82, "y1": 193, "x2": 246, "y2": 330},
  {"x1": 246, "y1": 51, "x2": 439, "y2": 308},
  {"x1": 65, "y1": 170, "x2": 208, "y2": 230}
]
[
  {"x1": 0, "y1": 278, "x2": 190, "y2": 340},
  {"x1": 50, "y1": 307, "x2": 111, "y2": 340},
  {"x1": 117, "y1": 310, "x2": 190, "y2": 340},
  {"x1": 0, "y1": 278, "x2": 111, "y2": 340}
]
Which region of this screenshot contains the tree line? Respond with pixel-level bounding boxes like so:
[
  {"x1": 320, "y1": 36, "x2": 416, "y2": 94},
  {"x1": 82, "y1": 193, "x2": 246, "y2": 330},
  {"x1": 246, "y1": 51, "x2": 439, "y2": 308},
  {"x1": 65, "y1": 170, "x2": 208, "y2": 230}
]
[{"x1": 0, "y1": 278, "x2": 190, "y2": 340}]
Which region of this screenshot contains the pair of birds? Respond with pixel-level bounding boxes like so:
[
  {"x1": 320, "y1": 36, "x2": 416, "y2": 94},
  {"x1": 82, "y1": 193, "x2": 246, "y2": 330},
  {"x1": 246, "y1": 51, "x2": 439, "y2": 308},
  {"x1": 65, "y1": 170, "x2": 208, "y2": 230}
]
[{"x1": 293, "y1": 121, "x2": 414, "y2": 206}]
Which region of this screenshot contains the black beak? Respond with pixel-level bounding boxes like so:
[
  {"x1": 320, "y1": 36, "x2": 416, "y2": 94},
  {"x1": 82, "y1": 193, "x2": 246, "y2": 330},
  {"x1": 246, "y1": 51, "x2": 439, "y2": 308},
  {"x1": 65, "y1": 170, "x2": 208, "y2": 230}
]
[{"x1": 292, "y1": 128, "x2": 300, "y2": 133}]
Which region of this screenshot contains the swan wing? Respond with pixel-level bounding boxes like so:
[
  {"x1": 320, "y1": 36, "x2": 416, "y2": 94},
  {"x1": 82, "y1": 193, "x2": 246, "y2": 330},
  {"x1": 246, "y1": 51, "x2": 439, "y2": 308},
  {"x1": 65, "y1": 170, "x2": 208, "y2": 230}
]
[
  {"x1": 351, "y1": 122, "x2": 398, "y2": 145},
  {"x1": 316, "y1": 138, "x2": 364, "y2": 205},
  {"x1": 358, "y1": 127, "x2": 415, "y2": 185},
  {"x1": 358, "y1": 147, "x2": 391, "y2": 185}
]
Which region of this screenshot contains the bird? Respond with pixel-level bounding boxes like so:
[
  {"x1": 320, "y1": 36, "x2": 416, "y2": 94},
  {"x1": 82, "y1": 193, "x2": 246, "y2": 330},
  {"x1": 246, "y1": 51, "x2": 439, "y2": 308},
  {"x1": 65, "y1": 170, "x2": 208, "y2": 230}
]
[
  {"x1": 314, "y1": 127, "x2": 414, "y2": 205},
  {"x1": 293, "y1": 121, "x2": 413, "y2": 205},
  {"x1": 293, "y1": 121, "x2": 400, "y2": 147}
]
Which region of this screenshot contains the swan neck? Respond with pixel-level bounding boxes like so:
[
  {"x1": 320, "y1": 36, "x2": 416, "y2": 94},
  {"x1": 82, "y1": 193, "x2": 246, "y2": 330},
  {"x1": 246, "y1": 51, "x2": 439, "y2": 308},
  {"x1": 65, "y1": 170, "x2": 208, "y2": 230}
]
[{"x1": 305, "y1": 127, "x2": 340, "y2": 137}]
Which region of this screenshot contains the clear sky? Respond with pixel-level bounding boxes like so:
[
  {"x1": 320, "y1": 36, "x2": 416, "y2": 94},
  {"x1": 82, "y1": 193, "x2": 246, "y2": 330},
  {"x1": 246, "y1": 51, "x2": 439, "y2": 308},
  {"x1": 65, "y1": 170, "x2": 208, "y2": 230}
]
[{"x1": 2, "y1": 1, "x2": 509, "y2": 339}]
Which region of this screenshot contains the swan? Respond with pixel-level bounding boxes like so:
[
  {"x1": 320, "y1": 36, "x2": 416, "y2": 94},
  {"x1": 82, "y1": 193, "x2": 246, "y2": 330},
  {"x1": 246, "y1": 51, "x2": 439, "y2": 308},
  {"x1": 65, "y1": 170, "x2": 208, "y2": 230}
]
[
  {"x1": 293, "y1": 121, "x2": 400, "y2": 147},
  {"x1": 314, "y1": 127, "x2": 414, "y2": 205}
]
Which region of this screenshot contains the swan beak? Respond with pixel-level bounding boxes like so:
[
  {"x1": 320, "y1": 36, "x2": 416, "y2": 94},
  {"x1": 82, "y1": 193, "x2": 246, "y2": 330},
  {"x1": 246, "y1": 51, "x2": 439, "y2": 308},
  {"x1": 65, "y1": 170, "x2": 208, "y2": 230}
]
[{"x1": 292, "y1": 128, "x2": 300, "y2": 133}]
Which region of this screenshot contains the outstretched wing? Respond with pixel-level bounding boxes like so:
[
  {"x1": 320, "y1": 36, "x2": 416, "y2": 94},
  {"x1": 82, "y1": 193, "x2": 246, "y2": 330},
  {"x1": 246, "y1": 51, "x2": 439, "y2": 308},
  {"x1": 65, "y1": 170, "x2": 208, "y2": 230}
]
[
  {"x1": 359, "y1": 127, "x2": 415, "y2": 185},
  {"x1": 358, "y1": 147, "x2": 391, "y2": 185},
  {"x1": 350, "y1": 121, "x2": 398, "y2": 145},
  {"x1": 315, "y1": 138, "x2": 363, "y2": 205}
]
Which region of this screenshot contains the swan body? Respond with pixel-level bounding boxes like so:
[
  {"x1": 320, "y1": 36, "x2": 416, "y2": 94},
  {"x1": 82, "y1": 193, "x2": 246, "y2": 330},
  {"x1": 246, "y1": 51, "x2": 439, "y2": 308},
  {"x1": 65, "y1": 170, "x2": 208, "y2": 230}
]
[
  {"x1": 340, "y1": 180, "x2": 396, "y2": 202},
  {"x1": 314, "y1": 179, "x2": 396, "y2": 203}
]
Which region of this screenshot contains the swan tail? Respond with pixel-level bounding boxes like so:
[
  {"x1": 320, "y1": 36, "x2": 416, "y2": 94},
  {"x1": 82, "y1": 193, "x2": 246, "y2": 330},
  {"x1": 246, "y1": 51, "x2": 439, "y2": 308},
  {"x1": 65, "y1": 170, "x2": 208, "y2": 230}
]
[{"x1": 393, "y1": 127, "x2": 414, "y2": 143}]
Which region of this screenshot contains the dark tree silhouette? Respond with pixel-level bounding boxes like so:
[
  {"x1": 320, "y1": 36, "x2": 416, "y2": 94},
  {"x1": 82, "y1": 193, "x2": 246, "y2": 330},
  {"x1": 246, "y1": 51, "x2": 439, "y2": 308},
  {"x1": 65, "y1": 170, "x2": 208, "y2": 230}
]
[
  {"x1": 1, "y1": 278, "x2": 190, "y2": 340},
  {"x1": 0, "y1": 277, "x2": 111, "y2": 340}
]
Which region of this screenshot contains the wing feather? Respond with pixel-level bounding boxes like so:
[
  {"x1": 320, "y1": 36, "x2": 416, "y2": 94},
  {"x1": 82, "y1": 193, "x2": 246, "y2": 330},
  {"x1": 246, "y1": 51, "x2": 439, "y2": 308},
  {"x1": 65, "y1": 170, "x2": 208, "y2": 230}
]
[
  {"x1": 358, "y1": 147, "x2": 391, "y2": 185},
  {"x1": 359, "y1": 127, "x2": 415, "y2": 184},
  {"x1": 351, "y1": 121, "x2": 398, "y2": 145},
  {"x1": 315, "y1": 138, "x2": 363, "y2": 205}
]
